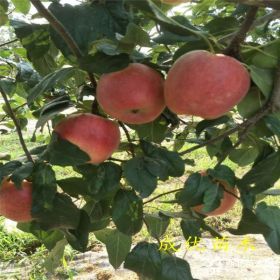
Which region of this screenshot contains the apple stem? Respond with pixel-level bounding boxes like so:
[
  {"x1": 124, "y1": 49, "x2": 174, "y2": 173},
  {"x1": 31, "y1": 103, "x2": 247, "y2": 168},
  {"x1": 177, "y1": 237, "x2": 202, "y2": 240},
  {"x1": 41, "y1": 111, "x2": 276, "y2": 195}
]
[
  {"x1": 0, "y1": 87, "x2": 34, "y2": 163},
  {"x1": 224, "y1": 6, "x2": 259, "y2": 59},
  {"x1": 30, "y1": 0, "x2": 97, "y2": 89},
  {"x1": 118, "y1": 121, "x2": 136, "y2": 157}
]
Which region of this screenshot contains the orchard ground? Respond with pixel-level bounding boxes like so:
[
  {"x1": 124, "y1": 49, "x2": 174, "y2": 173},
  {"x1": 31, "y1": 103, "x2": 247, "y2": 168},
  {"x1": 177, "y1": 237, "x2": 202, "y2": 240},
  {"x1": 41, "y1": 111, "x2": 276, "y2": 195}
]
[{"x1": 1, "y1": 127, "x2": 280, "y2": 279}]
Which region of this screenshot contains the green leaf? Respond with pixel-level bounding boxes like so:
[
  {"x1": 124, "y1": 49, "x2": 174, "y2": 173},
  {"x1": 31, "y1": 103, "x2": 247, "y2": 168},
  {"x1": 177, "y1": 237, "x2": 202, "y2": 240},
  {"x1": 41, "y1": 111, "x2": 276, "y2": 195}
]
[
  {"x1": 112, "y1": 189, "x2": 143, "y2": 235},
  {"x1": 252, "y1": 42, "x2": 280, "y2": 69},
  {"x1": 95, "y1": 228, "x2": 132, "y2": 269},
  {"x1": 229, "y1": 208, "x2": 271, "y2": 236},
  {"x1": 123, "y1": 157, "x2": 158, "y2": 198},
  {"x1": 0, "y1": 0, "x2": 8, "y2": 13},
  {"x1": 11, "y1": 0, "x2": 30, "y2": 14},
  {"x1": 207, "y1": 165, "x2": 236, "y2": 187},
  {"x1": 180, "y1": 219, "x2": 202, "y2": 242},
  {"x1": 176, "y1": 173, "x2": 223, "y2": 213},
  {"x1": 159, "y1": 255, "x2": 194, "y2": 280},
  {"x1": 64, "y1": 210, "x2": 90, "y2": 252},
  {"x1": 44, "y1": 239, "x2": 67, "y2": 273},
  {"x1": 124, "y1": 242, "x2": 162, "y2": 279},
  {"x1": 35, "y1": 95, "x2": 72, "y2": 128},
  {"x1": 0, "y1": 161, "x2": 22, "y2": 183},
  {"x1": 11, "y1": 20, "x2": 54, "y2": 75},
  {"x1": 239, "y1": 151, "x2": 280, "y2": 194},
  {"x1": 28, "y1": 67, "x2": 76, "y2": 104},
  {"x1": 237, "y1": 87, "x2": 265, "y2": 118},
  {"x1": 229, "y1": 147, "x2": 259, "y2": 167},
  {"x1": 46, "y1": 132, "x2": 90, "y2": 167},
  {"x1": 57, "y1": 177, "x2": 89, "y2": 198},
  {"x1": 11, "y1": 162, "x2": 34, "y2": 188},
  {"x1": 36, "y1": 193, "x2": 81, "y2": 231},
  {"x1": 130, "y1": 0, "x2": 203, "y2": 39},
  {"x1": 129, "y1": 116, "x2": 169, "y2": 143},
  {"x1": 144, "y1": 213, "x2": 170, "y2": 239},
  {"x1": 118, "y1": 22, "x2": 150, "y2": 53},
  {"x1": 83, "y1": 200, "x2": 110, "y2": 231},
  {"x1": 49, "y1": 1, "x2": 129, "y2": 58},
  {"x1": 31, "y1": 162, "x2": 57, "y2": 217},
  {"x1": 79, "y1": 52, "x2": 130, "y2": 75},
  {"x1": 248, "y1": 65, "x2": 274, "y2": 98},
  {"x1": 17, "y1": 222, "x2": 64, "y2": 250},
  {"x1": 141, "y1": 141, "x2": 185, "y2": 178},
  {"x1": 0, "y1": 78, "x2": 16, "y2": 96},
  {"x1": 76, "y1": 162, "x2": 122, "y2": 200},
  {"x1": 205, "y1": 16, "x2": 238, "y2": 36},
  {"x1": 196, "y1": 116, "x2": 230, "y2": 137},
  {"x1": 256, "y1": 202, "x2": 280, "y2": 254},
  {"x1": 264, "y1": 114, "x2": 280, "y2": 137}
]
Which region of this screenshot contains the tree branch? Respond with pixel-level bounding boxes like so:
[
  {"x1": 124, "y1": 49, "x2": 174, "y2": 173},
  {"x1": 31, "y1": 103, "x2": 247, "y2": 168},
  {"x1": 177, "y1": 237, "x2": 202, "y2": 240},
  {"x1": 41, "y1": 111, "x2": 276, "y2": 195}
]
[
  {"x1": 224, "y1": 6, "x2": 259, "y2": 58},
  {"x1": 0, "y1": 88, "x2": 33, "y2": 163},
  {"x1": 227, "y1": 0, "x2": 280, "y2": 10},
  {"x1": 0, "y1": 39, "x2": 18, "y2": 48},
  {"x1": 30, "y1": 0, "x2": 97, "y2": 89},
  {"x1": 143, "y1": 188, "x2": 183, "y2": 205},
  {"x1": 219, "y1": 10, "x2": 280, "y2": 43}
]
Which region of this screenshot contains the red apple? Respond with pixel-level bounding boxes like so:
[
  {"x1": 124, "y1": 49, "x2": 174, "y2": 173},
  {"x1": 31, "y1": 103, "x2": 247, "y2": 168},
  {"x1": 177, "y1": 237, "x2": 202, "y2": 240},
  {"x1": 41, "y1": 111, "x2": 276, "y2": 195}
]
[
  {"x1": 54, "y1": 114, "x2": 120, "y2": 164},
  {"x1": 164, "y1": 50, "x2": 251, "y2": 119},
  {"x1": 96, "y1": 63, "x2": 165, "y2": 124},
  {"x1": 192, "y1": 171, "x2": 239, "y2": 216},
  {"x1": 0, "y1": 178, "x2": 33, "y2": 222}
]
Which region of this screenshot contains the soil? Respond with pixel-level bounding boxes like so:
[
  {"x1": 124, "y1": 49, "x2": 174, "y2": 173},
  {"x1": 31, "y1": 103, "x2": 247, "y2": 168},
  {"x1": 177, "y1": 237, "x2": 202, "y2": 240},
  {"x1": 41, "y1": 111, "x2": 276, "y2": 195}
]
[{"x1": 0, "y1": 234, "x2": 279, "y2": 280}]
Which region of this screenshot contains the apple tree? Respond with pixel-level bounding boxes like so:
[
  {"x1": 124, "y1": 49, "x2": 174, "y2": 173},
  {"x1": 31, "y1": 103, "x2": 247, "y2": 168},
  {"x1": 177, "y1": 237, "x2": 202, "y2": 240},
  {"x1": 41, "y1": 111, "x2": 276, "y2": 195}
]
[{"x1": 0, "y1": 0, "x2": 280, "y2": 278}]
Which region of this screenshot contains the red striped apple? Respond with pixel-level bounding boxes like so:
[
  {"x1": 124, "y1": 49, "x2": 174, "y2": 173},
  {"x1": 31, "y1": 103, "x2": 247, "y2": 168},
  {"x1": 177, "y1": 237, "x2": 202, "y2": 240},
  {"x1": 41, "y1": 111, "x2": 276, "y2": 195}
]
[
  {"x1": 165, "y1": 50, "x2": 251, "y2": 119},
  {"x1": 0, "y1": 179, "x2": 33, "y2": 222},
  {"x1": 96, "y1": 63, "x2": 165, "y2": 124},
  {"x1": 54, "y1": 114, "x2": 120, "y2": 164}
]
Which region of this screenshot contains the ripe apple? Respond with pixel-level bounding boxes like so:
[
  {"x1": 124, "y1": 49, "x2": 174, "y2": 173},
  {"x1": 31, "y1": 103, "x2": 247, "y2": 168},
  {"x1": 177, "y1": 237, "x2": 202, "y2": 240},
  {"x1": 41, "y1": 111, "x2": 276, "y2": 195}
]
[
  {"x1": 54, "y1": 113, "x2": 120, "y2": 164},
  {"x1": 192, "y1": 171, "x2": 239, "y2": 216},
  {"x1": 164, "y1": 50, "x2": 251, "y2": 119},
  {"x1": 96, "y1": 63, "x2": 165, "y2": 124},
  {"x1": 0, "y1": 178, "x2": 33, "y2": 222}
]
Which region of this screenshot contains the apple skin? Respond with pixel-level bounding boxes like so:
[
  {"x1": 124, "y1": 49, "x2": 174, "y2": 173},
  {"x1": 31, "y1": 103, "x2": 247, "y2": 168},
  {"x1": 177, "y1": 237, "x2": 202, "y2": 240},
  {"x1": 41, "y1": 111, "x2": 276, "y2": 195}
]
[
  {"x1": 0, "y1": 179, "x2": 33, "y2": 222},
  {"x1": 96, "y1": 63, "x2": 165, "y2": 125},
  {"x1": 192, "y1": 171, "x2": 239, "y2": 216},
  {"x1": 54, "y1": 113, "x2": 120, "y2": 164},
  {"x1": 164, "y1": 50, "x2": 251, "y2": 119}
]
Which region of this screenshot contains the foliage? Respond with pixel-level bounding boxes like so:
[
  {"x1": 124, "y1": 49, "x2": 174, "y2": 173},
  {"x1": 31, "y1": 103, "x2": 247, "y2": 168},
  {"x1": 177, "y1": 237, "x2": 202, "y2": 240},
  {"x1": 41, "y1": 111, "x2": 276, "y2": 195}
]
[{"x1": 0, "y1": 0, "x2": 280, "y2": 279}]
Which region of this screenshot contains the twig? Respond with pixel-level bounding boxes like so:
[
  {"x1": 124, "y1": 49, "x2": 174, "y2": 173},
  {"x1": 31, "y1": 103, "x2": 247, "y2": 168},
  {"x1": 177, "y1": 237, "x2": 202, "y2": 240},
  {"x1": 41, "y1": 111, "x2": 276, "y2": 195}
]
[
  {"x1": 179, "y1": 104, "x2": 271, "y2": 156},
  {"x1": 0, "y1": 39, "x2": 18, "y2": 48},
  {"x1": 118, "y1": 121, "x2": 135, "y2": 157},
  {"x1": 30, "y1": 0, "x2": 97, "y2": 89},
  {"x1": 227, "y1": 0, "x2": 280, "y2": 10},
  {"x1": 219, "y1": 10, "x2": 280, "y2": 43},
  {"x1": 143, "y1": 188, "x2": 183, "y2": 205},
  {"x1": 0, "y1": 88, "x2": 33, "y2": 163},
  {"x1": 224, "y1": 6, "x2": 259, "y2": 58}
]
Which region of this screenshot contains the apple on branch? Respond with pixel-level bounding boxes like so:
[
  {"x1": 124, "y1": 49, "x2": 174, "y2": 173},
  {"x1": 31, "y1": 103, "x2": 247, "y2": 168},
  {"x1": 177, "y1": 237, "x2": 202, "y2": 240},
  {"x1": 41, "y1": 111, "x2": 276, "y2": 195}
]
[
  {"x1": 54, "y1": 113, "x2": 120, "y2": 164},
  {"x1": 164, "y1": 50, "x2": 251, "y2": 119},
  {"x1": 0, "y1": 178, "x2": 33, "y2": 222},
  {"x1": 96, "y1": 63, "x2": 165, "y2": 125}
]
